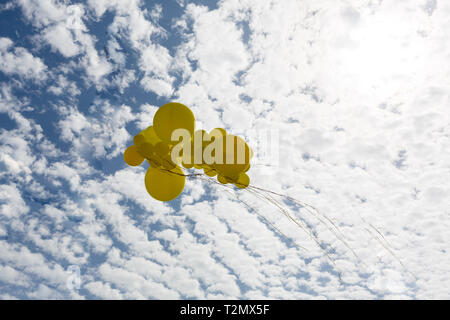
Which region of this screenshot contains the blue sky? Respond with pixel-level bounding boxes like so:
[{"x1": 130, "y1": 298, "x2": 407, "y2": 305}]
[{"x1": 1, "y1": 0, "x2": 450, "y2": 299}]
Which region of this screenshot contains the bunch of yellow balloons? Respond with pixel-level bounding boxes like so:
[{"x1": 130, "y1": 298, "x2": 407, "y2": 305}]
[{"x1": 123, "y1": 102, "x2": 252, "y2": 201}]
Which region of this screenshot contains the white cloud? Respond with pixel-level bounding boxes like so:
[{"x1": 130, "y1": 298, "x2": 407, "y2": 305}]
[
  {"x1": 17, "y1": 0, "x2": 66, "y2": 28},
  {"x1": 0, "y1": 184, "x2": 29, "y2": 218},
  {"x1": 89, "y1": 0, "x2": 174, "y2": 96},
  {"x1": 140, "y1": 77, "x2": 173, "y2": 97},
  {"x1": 18, "y1": 0, "x2": 112, "y2": 84},
  {"x1": 0, "y1": 241, "x2": 69, "y2": 289},
  {"x1": 28, "y1": 284, "x2": 63, "y2": 299},
  {"x1": 132, "y1": 103, "x2": 159, "y2": 130},
  {"x1": 0, "y1": 37, "x2": 47, "y2": 81},
  {"x1": 58, "y1": 101, "x2": 133, "y2": 160},
  {"x1": 47, "y1": 74, "x2": 81, "y2": 96},
  {"x1": 98, "y1": 263, "x2": 180, "y2": 299},
  {"x1": 84, "y1": 281, "x2": 123, "y2": 299},
  {"x1": 0, "y1": 265, "x2": 31, "y2": 287},
  {"x1": 105, "y1": 38, "x2": 126, "y2": 66},
  {"x1": 42, "y1": 23, "x2": 81, "y2": 57},
  {"x1": 0, "y1": 130, "x2": 35, "y2": 178}
]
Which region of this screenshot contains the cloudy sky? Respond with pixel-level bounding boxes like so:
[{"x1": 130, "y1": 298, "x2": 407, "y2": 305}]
[{"x1": 1, "y1": 0, "x2": 449, "y2": 299}]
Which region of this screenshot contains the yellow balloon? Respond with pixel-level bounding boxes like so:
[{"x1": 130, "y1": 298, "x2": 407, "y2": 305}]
[
  {"x1": 198, "y1": 130, "x2": 212, "y2": 164},
  {"x1": 182, "y1": 159, "x2": 194, "y2": 169},
  {"x1": 209, "y1": 128, "x2": 226, "y2": 139},
  {"x1": 124, "y1": 102, "x2": 254, "y2": 201},
  {"x1": 235, "y1": 172, "x2": 250, "y2": 189},
  {"x1": 124, "y1": 145, "x2": 144, "y2": 166},
  {"x1": 144, "y1": 166, "x2": 185, "y2": 201},
  {"x1": 147, "y1": 158, "x2": 161, "y2": 169},
  {"x1": 204, "y1": 166, "x2": 216, "y2": 177},
  {"x1": 154, "y1": 141, "x2": 170, "y2": 156},
  {"x1": 152, "y1": 141, "x2": 176, "y2": 169},
  {"x1": 153, "y1": 102, "x2": 195, "y2": 144},
  {"x1": 217, "y1": 174, "x2": 228, "y2": 184},
  {"x1": 181, "y1": 129, "x2": 208, "y2": 167},
  {"x1": 133, "y1": 133, "x2": 146, "y2": 147},
  {"x1": 203, "y1": 127, "x2": 226, "y2": 164},
  {"x1": 161, "y1": 156, "x2": 176, "y2": 170},
  {"x1": 213, "y1": 134, "x2": 252, "y2": 181},
  {"x1": 134, "y1": 126, "x2": 161, "y2": 151},
  {"x1": 194, "y1": 129, "x2": 210, "y2": 148},
  {"x1": 144, "y1": 126, "x2": 161, "y2": 145},
  {"x1": 136, "y1": 142, "x2": 154, "y2": 159}
]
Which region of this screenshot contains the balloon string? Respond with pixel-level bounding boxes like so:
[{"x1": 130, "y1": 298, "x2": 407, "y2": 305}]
[
  {"x1": 219, "y1": 185, "x2": 309, "y2": 252},
  {"x1": 247, "y1": 185, "x2": 363, "y2": 265},
  {"x1": 250, "y1": 184, "x2": 416, "y2": 277},
  {"x1": 155, "y1": 166, "x2": 344, "y2": 281},
  {"x1": 155, "y1": 165, "x2": 317, "y2": 244},
  {"x1": 363, "y1": 222, "x2": 417, "y2": 280},
  {"x1": 244, "y1": 186, "x2": 343, "y2": 282},
  {"x1": 152, "y1": 163, "x2": 412, "y2": 280},
  {"x1": 157, "y1": 168, "x2": 342, "y2": 250},
  {"x1": 244, "y1": 185, "x2": 415, "y2": 278},
  {"x1": 159, "y1": 165, "x2": 354, "y2": 259}
]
